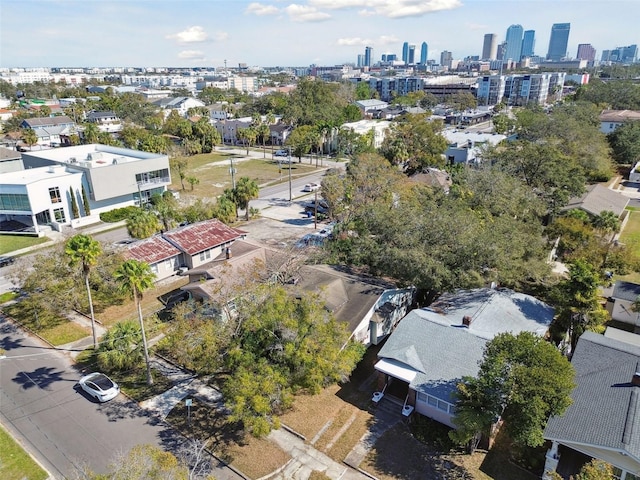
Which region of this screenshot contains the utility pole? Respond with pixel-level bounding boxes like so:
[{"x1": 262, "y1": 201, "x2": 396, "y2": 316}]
[
  {"x1": 230, "y1": 157, "x2": 236, "y2": 189},
  {"x1": 288, "y1": 148, "x2": 293, "y2": 201}
]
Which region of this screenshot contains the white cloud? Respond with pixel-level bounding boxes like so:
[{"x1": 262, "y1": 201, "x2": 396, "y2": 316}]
[
  {"x1": 166, "y1": 26, "x2": 209, "y2": 44},
  {"x1": 377, "y1": 34, "x2": 399, "y2": 45},
  {"x1": 309, "y1": 0, "x2": 462, "y2": 18},
  {"x1": 337, "y1": 37, "x2": 372, "y2": 46},
  {"x1": 285, "y1": 4, "x2": 331, "y2": 22},
  {"x1": 358, "y1": 9, "x2": 376, "y2": 16},
  {"x1": 178, "y1": 50, "x2": 206, "y2": 60},
  {"x1": 245, "y1": 3, "x2": 280, "y2": 15}
]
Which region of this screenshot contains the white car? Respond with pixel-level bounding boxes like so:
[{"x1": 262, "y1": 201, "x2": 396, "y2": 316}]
[
  {"x1": 303, "y1": 183, "x2": 320, "y2": 192},
  {"x1": 78, "y1": 372, "x2": 120, "y2": 402}
]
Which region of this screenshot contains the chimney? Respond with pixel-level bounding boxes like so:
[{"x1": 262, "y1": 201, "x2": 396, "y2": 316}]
[
  {"x1": 225, "y1": 247, "x2": 232, "y2": 259},
  {"x1": 462, "y1": 315, "x2": 473, "y2": 327},
  {"x1": 633, "y1": 372, "x2": 640, "y2": 387}
]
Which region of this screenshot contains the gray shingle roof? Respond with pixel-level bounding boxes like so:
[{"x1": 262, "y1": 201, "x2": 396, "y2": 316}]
[
  {"x1": 377, "y1": 288, "x2": 554, "y2": 402},
  {"x1": 544, "y1": 331, "x2": 640, "y2": 459},
  {"x1": 378, "y1": 309, "x2": 487, "y2": 401},
  {"x1": 564, "y1": 184, "x2": 629, "y2": 217},
  {"x1": 612, "y1": 281, "x2": 640, "y2": 303}
]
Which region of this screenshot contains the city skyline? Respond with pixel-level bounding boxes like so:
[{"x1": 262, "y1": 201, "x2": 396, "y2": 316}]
[{"x1": 1, "y1": 0, "x2": 638, "y2": 68}]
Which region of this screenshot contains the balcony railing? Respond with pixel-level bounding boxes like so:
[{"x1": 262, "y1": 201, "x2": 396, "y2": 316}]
[{"x1": 137, "y1": 177, "x2": 170, "y2": 187}]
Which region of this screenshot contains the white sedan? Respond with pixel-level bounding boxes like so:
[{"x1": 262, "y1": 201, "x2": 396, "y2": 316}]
[
  {"x1": 78, "y1": 372, "x2": 120, "y2": 402},
  {"x1": 303, "y1": 183, "x2": 321, "y2": 192}
]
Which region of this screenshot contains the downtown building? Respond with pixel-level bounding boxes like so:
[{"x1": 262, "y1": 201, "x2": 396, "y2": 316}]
[
  {"x1": 476, "y1": 72, "x2": 566, "y2": 106},
  {"x1": 546, "y1": 23, "x2": 571, "y2": 61}
]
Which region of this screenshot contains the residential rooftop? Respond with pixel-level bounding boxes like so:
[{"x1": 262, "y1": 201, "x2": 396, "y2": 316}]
[{"x1": 24, "y1": 144, "x2": 164, "y2": 168}]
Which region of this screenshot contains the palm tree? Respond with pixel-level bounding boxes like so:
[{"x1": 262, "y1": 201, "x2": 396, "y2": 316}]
[
  {"x1": 234, "y1": 177, "x2": 260, "y2": 221},
  {"x1": 22, "y1": 128, "x2": 38, "y2": 150},
  {"x1": 82, "y1": 122, "x2": 100, "y2": 144},
  {"x1": 114, "y1": 259, "x2": 156, "y2": 385},
  {"x1": 65, "y1": 234, "x2": 102, "y2": 349},
  {"x1": 97, "y1": 320, "x2": 143, "y2": 372}
]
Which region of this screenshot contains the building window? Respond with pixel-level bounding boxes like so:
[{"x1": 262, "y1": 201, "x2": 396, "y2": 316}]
[
  {"x1": 0, "y1": 193, "x2": 30, "y2": 211},
  {"x1": 53, "y1": 208, "x2": 66, "y2": 223},
  {"x1": 199, "y1": 249, "x2": 211, "y2": 262},
  {"x1": 49, "y1": 187, "x2": 62, "y2": 204}
]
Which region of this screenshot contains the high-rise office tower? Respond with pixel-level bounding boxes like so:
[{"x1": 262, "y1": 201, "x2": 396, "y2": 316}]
[
  {"x1": 357, "y1": 54, "x2": 365, "y2": 67},
  {"x1": 364, "y1": 46, "x2": 373, "y2": 67},
  {"x1": 402, "y1": 42, "x2": 409, "y2": 64},
  {"x1": 440, "y1": 50, "x2": 453, "y2": 68},
  {"x1": 482, "y1": 34, "x2": 498, "y2": 60},
  {"x1": 576, "y1": 44, "x2": 596, "y2": 62},
  {"x1": 504, "y1": 24, "x2": 524, "y2": 61},
  {"x1": 420, "y1": 42, "x2": 428, "y2": 64},
  {"x1": 408, "y1": 44, "x2": 416, "y2": 64},
  {"x1": 521, "y1": 30, "x2": 536, "y2": 58},
  {"x1": 547, "y1": 23, "x2": 570, "y2": 61}
]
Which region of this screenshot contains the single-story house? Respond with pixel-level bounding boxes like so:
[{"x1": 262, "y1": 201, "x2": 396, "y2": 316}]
[
  {"x1": 442, "y1": 130, "x2": 506, "y2": 165},
  {"x1": 543, "y1": 331, "x2": 640, "y2": 480},
  {"x1": 181, "y1": 239, "x2": 415, "y2": 345},
  {"x1": 374, "y1": 288, "x2": 555, "y2": 423},
  {"x1": 564, "y1": 184, "x2": 629, "y2": 218},
  {"x1": 124, "y1": 219, "x2": 247, "y2": 281},
  {"x1": 409, "y1": 168, "x2": 452, "y2": 194},
  {"x1": 609, "y1": 281, "x2": 640, "y2": 328},
  {"x1": 355, "y1": 99, "x2": 389, "y2": 117},
  {"x1": 153, "y1": 97, "x2": 206, "y2": 118}
]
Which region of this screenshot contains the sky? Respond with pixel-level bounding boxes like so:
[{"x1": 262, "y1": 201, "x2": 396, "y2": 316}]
[{"x1": 1, "y1": 0, "x2": 638, "y2": 68}]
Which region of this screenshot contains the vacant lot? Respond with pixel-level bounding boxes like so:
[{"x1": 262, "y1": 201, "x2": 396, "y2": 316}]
[{"x1": 171, "y1": 150, "x2": 320, "y2": 203}]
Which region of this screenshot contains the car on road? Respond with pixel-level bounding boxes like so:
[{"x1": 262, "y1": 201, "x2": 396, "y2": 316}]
[
  {"x1": 78, "y1": 372, "x2": 120, "y2": 402},
  {"x1": 302, "y1": 182, "x2": 320, "y2": 192},
  {"x1": 275, "y1": 149, "x2": 289, "y2": 157}
]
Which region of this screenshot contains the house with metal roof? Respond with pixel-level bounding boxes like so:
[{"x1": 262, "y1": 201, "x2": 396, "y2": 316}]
[
  {"x1": 124, "y1": 219, "x2": 248, "y2": 281},
  {"x1": 543, "y1": 331, "x2": 640, "y2": 480},
  {"x1": 373, "y1": 287, "x2": 555, "y2": 424}
]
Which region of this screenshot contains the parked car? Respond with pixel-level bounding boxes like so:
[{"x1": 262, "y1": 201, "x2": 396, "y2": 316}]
[
  {"x1": 78, "y1": 372, "x2": 120, "y2": 402},
  {"x1": 303, "y1": 199, "x2": 329, "y2": 215},
  {"x1": 303, "y1": 182, "x2": 320, "y2": 192},
  {"x1": 275, "y1": 149, "x2": 289, "y2": 157},
  {"x1": 0, "y1": 256, "x2": 14, "y2": 267}
]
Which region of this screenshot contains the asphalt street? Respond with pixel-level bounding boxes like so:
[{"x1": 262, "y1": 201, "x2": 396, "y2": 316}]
[{"x1": 0, "y1": 316, "x2": 242, "y2": 480}]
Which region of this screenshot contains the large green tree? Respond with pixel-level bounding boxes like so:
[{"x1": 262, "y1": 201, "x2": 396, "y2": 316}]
[
  {"x1": 230, "y1": 177, "x2": 260, "y2": 221},
  {"x1": 126, "y1": 209, "x2": 162, "y2": 239},
  {"x1": 114, "y1": 259, "x2": 156, "y2": 385},
  {"x1": 65, "y1": 234, "x2": 102, "y2": 349},
  {"x1": 608, "y1": 121, "x2": 640, "y2": 164},
  {"x1": 379, "y1": 113, "x2": 447, "y2": 172},
  {"x1": 97, "y1": 320, "x2": 143, "y2": 372},
  {"x1": 451, "y1": 332, "x2": 575, "y2": 449}
]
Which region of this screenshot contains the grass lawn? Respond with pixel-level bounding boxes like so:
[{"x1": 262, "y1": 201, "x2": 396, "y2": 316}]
[
  {"x1": 0, "y1": 235, "x2": 49, "y2": 255},
  {"x1": 39, "y1": 322, "x2": 89, "y2": 346},
  {"x1": 117, "y1": 367, "x2": 176, "y2": 402},
  {"x1": 171, "y1": 151, "x2": 320, "y2": 202},
  {"x1": 0, "y1": 423, "x2": 48, "y2": 480},
  {"x1": 620, "y1": 210, "x2": 640, "y2": 258},
  {"x1": 166, "y1": 400, "x2": 290, "y2": 479},
  {"x1": 96, "y1": 277, "x2": 189, "y2": 327},
  {"x1": 0, "y1": 291, "x2": 19, "y2": 304}
]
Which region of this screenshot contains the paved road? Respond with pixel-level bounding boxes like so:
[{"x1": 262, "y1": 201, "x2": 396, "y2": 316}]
[{"x1": 0, "y1": 316, "x2": 242, "y2": 480}]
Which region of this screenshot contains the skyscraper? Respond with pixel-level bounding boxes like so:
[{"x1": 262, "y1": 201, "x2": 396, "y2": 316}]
[
  {"x1": 482, "y1": 34, "x2": 498, "y2": 60},
  {"x1": 402, "y1": 42, "x2": 409, "y2": 64},
  {"x1": 576, "y1": 44, "x2": 596, "y2": 62},
  {"x1": 408, "y1": 44, "x2": 416, "y2": 64},
  {"x1": 364, "y1": 46, "x2": 373, "y2": 67},
  {"x1": 420, "y1": 42, "x2": 428, "y2": 64},
  {"x1": 440, "y1": 50, "x2": 453, "y2": 68},
  {"x1": 504, "y1": 24, "x2": 524, "y2": 62},
  {"x1": 547, "y1": 23, "x2": 570, "y2": 61},
  {"x1": 521, "y1": 30, "x2": 536, "y2": 58}
]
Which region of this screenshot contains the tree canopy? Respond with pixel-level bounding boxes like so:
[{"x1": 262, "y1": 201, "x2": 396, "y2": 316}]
[{"x1": 451, "y1": 332, "x2": 575, "y2": 449}]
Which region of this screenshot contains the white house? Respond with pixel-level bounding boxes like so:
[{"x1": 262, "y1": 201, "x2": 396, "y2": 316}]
[
  {"x1": 599, "y1": 110, "x2": 640, "y2": 134},
  {"x1": 442, "y1": 130, "x2": 506, "y2": 165},
  {"x1": 153, "y1": 97, "x2": 206, "y2": 117},
  {"x1": 341, "y1": 119, "x2": 391, "y2": 149},
  {"x1": 0, "y1": 144, "x2": 171, "y2": 233}
]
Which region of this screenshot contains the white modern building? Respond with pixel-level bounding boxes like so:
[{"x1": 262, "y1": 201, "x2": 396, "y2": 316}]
[
  {"x1": 0, "y1": 144, "x2": 170, "y2": 234},
  {"x1": 341, "y1": 119, "x2": 391, "y2": 149}
]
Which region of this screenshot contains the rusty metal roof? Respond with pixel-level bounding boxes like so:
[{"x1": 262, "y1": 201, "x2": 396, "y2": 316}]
[
  {"x1": 126, "y1": 235, "x2": 181, "y2": 264},
  {"x1": 163, "y1": 219, "x2": 246, "y2": 255}
]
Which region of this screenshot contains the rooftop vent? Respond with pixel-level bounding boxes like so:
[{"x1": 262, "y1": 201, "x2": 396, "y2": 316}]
[
  {"x1": 632, "y1": 372, "x2": 640, "y2": 387},
  {"x1": 462, "y1": 315, "x2": 473, "y2": 327}
]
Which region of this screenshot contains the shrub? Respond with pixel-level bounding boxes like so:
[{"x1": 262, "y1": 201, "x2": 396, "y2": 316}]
[{"x1": 99, "y1": 206, "x2": 142, "y2": 223}]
